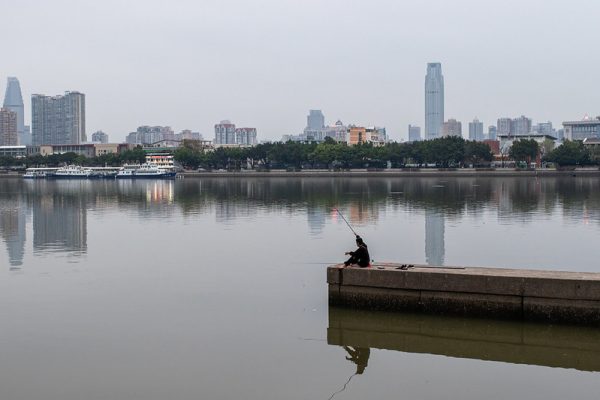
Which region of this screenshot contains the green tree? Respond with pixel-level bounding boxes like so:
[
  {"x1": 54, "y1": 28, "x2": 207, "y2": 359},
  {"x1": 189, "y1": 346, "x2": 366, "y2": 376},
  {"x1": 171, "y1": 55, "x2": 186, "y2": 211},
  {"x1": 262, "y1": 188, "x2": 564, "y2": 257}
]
[
  {"x1": 120, "y1": 146, "x2": 147, "y2": 164},
  {"x1": 544, "y1": 140, "x2": 590, "y2": 166},
  {"x1": 174, "y1": 146, "x2": 201, "y2": 169},
  {"x1": 509, "y1": 139, "x2": 539, "y2": 166},
  {"x1": 464, "y1": 141, "x2": 493, "y2": 166}
]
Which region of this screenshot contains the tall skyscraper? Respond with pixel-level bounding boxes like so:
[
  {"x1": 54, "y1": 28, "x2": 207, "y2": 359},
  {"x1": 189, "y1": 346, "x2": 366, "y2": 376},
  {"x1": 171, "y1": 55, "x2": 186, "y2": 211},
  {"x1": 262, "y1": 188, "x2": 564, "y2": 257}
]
[
  {"x1": 214, "y1": 120, "x2": 236, "y2": 144},
  {"x1": 3, "y1": 77, "x2": 28, "y2": 145},
  {"x1": 441, "y1": 118, "x2": 462, "y2": 137},
  {"x1": 408, "y1": 125, "x2": 421, "y2": 142},
  {"x1": 468, "y1": 118, "x2": 484, "y2": 141},
  {"x1": 32, "y1": 91, "x2": 86, "y2": 145},
  {"x1": 306, "y1": 110, "x2": 325, "y2": 131},
  {"x1": 0, "y1": 108, "x2": 18, "y2": 146},
  {"x1": 425, "y1": 63, "x2": 444, "y2": 140}
]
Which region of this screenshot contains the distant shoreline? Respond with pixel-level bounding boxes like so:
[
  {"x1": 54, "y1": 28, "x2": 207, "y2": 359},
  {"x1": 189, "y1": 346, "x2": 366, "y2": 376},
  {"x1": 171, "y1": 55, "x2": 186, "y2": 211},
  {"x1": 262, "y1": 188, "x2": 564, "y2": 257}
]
[
  {"x1": 2, "y1": 168, "x2": 599, "y2": 179},
  {"x1": 181, "y1": 168, "x2": 600, "y2": 178}
]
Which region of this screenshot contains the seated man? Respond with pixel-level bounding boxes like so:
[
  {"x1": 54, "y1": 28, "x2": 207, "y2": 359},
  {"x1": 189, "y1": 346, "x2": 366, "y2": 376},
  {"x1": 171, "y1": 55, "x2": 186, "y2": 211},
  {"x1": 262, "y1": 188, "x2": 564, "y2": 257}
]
[{"x1": 343, "y1": 235, "x2": 371, "y2": 268}]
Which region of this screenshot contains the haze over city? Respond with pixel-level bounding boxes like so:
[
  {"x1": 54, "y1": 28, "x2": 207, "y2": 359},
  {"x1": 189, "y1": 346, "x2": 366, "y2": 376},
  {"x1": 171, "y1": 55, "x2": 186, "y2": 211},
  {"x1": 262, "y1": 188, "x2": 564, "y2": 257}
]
[{"x1": 2, "y1": 0, "x2": 599, "y2": 142}]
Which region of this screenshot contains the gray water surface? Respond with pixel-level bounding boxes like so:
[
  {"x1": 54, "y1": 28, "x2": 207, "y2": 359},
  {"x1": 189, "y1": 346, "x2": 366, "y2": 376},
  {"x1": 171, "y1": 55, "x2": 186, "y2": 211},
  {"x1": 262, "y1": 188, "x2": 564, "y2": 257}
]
[{"x1": 1, "y1": 176, "x2": 599, "y2": 399}]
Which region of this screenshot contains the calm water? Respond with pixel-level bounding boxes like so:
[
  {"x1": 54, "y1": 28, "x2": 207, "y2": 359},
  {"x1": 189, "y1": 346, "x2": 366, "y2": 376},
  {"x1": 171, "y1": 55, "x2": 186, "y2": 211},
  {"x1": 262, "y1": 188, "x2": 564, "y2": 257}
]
[{"x1": 1, "y1": 176, "x2": 600, "y2": 399}]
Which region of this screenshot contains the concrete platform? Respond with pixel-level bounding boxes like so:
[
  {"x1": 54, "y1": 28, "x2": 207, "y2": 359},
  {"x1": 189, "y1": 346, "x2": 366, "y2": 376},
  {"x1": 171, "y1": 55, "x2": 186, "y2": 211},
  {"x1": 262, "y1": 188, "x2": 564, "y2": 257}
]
[
  {"x1": 327, "y1": 263, "x2": 600, "y2": 325},
  {"x1": 328, "y1": 307, "x2": 600, "y2": 372}
]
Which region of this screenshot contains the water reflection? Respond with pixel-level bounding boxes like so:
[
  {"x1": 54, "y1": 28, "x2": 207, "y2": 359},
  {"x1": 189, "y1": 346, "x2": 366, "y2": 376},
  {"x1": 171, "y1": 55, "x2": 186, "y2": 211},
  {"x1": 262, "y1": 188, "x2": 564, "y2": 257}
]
[
  {"x1": 342, "y1": 346, "x2": 370, "y2": 374},
  {"x1": 2, "y1": 176, "x2": 600, "y2": 268},
  {"x1": 425, "y1": 210, "x2": 444, "y2": 265},
  {"x1": 0, "y1": 194, "x2": 26, "y2": 268},
  {"x1": 328, "y1": 307, "x2": 600, "y2": 372},
  {"x1": 32, "y1": 183, "x2": 87, "y2": 255}
]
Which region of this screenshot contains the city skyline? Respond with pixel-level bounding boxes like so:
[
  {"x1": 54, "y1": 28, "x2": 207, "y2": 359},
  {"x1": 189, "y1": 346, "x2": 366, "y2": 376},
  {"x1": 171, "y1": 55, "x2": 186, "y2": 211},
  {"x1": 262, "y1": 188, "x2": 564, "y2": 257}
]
[{"x1": 2, "y1": 1, "x2": 600, "y2": 142}]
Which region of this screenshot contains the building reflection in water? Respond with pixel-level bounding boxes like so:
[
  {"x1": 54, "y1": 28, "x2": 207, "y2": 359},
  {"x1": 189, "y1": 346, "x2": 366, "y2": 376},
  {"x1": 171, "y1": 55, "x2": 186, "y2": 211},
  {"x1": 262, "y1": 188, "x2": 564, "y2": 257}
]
[
  {"x1": 32, "y1": 182, "x2": 87, "y2": 255},
  {"x1": 0, "y1": 197, "x2": 27, "y2": 268},
  {"x1": 307, "y1": 207, "x2": 326, "y2": 235},
  {"x1": 145, "y1": 180, "x2": 174, "y2": 204},
  {"x1": 425, "y1": 209, "x2": 444, "y2": 266}
]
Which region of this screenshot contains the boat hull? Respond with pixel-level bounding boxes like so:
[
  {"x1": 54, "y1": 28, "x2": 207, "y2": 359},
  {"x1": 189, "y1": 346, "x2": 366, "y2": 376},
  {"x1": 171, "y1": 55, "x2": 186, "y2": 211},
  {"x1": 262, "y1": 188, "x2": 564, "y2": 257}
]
[
  {"x1": 116, "y1": 172, "x2": 177, "y2": 179},
  {"x1": 50, "y1": 175, "x2": 100, "y2": 179}
]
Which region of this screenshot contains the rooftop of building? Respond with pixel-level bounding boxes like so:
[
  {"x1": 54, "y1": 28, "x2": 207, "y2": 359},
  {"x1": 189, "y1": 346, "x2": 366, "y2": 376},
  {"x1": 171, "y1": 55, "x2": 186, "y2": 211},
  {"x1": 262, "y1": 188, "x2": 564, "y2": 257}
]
[
  {"x1": 563, "y1": 117, "x2": 600, "y2": 125},
  {"x1": 498, "y1": 133, "x2": 557, "y2": 140}
]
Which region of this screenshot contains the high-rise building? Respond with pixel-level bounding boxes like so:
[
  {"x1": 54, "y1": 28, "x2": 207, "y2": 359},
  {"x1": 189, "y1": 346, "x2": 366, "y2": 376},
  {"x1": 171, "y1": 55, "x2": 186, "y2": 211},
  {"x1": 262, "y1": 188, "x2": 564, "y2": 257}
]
[
  {"x1": 126, "y1": 126, "x2": 174, "y2": 145},
  {"x1": 534, "y1": 121, "x2": 553, "y2": 136},
  {"x1": 468, "y1": 118, "x2": 484, "y2": 141},
  {"x1": 441, "y1": 118, "x2": 462, "y2": 137},
  {"x1": 91, "y1": 130, "x2": 109, "y2": 143},
  {"x1": 306, "y1": 110, "x2": 325, "y2": 131},
  {"x1": 0, "y1": 108, "x2": 18, "y2": 146},
  {"x1": 32, "y1": 91, "x2": 86, "y2": 145},
  {"x1": 425, "y1": 63, "x2": 444, "y2": 140},
  {"x1": 176, "y1": 130, "x2": 203, "y2": 141},
  {"x1": 214, "y1": 120, "x2": 236, "y2": 144},
  {"x1": 235, "y1": 128, "x2": 258, "y2": 145},
  {"x1": 408, "y1": 125, "x2": 421, "y2": 142},
  {"x1": 497, "y1": 118, "x2": 512, "y2": 136},
  {"x1": 3, "y1": 77, "x2": 28, "y2": 145},
  {"x1": 488, "y1": 125, "x2": 497, "y2": 140},
  {"x1": 511, "y1": 115, "x2": 532, "y2": 135}
]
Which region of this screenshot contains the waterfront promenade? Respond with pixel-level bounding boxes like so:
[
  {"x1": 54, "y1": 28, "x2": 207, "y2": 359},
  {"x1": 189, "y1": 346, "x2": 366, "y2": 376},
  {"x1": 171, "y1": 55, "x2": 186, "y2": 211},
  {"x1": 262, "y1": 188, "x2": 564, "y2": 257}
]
[{"x1": 183, "y1": 168, "x2": 600, "y2": 178}]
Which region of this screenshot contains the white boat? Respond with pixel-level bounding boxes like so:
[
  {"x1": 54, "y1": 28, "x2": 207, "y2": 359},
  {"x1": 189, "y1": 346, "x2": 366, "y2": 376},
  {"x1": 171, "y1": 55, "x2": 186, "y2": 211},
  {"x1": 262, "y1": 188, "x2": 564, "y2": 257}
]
[
  {"x1": 23, "y1": 168, "x2": 56, "y2": 179},
  {"x1": 116, "y1": 163, "x2": 176, "y2": 179},
  {"x1": 52, "y1": 165, "x2": 95, "y2": 179}
]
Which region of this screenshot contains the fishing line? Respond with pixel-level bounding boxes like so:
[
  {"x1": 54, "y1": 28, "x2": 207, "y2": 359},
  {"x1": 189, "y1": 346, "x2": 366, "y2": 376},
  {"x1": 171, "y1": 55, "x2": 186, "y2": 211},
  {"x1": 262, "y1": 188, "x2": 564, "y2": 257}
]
[
  {"x1": 327, "y1": 373, "x2": 357, "y2": 400},
  {"x1": 333, "y1": 208, "x2": 358, "y2": 237}
]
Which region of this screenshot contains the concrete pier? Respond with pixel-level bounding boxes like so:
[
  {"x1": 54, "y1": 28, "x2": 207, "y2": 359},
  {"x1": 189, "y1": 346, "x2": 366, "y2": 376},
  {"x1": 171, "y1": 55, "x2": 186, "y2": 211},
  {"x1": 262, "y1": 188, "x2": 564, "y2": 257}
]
[
  {"x1": 328, "y1": 307, "x2": 600, "y2": 372},
  {"x1": 327, "y1": 264, "x2": 600, "y2": 325}
]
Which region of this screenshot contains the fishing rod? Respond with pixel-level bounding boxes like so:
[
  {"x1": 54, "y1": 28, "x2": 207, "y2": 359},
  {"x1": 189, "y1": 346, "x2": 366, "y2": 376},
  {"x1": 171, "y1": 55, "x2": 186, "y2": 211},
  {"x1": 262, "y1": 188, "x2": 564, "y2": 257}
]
[{"x1": 333, "y1": 208, "x2": 359, "y2": 237}]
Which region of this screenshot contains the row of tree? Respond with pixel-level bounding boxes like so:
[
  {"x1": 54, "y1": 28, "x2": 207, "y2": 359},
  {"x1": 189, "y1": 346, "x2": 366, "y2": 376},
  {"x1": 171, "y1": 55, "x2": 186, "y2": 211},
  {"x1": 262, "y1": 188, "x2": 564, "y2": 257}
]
[
  {"x1": 174, "y1": 137, "x2": 494, "y2": 170},
  {"x1": 0, "y1": 147, "x2": 147, "y2": 168},
  {"x1": 0, "y1": 137, "x2": 596, "y2": 170}
]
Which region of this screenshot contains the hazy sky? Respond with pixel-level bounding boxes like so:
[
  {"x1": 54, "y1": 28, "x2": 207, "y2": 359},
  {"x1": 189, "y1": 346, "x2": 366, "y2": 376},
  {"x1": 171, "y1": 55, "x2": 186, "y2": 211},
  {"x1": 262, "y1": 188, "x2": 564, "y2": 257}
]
[{"x1": 2, "y1": 0, "x2": 599, "y2": 142}]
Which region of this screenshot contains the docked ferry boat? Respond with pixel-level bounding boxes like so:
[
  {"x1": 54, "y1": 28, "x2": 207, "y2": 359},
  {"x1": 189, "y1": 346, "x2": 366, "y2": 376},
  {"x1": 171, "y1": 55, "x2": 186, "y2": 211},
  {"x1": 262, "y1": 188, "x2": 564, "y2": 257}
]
[
  {"x1": 53, "y1": 165, "x2": 96, "y2": 179},
  {"x1": 23, "y1": 168, "x2": 57, "y2": 179},
  {"x1": 116, "y1": 163, "x2": 176, "y2": 179}
]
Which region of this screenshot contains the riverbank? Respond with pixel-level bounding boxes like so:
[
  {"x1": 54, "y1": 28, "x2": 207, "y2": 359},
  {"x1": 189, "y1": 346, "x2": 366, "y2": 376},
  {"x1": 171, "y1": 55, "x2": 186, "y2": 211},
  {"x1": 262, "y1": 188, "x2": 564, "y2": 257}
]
[
  {"x1": 3, "y1": 167, "x2": 600, "y2": 179},
  {"x1": 182, "y1": 168, "x2": 600, "y2": 178}
]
